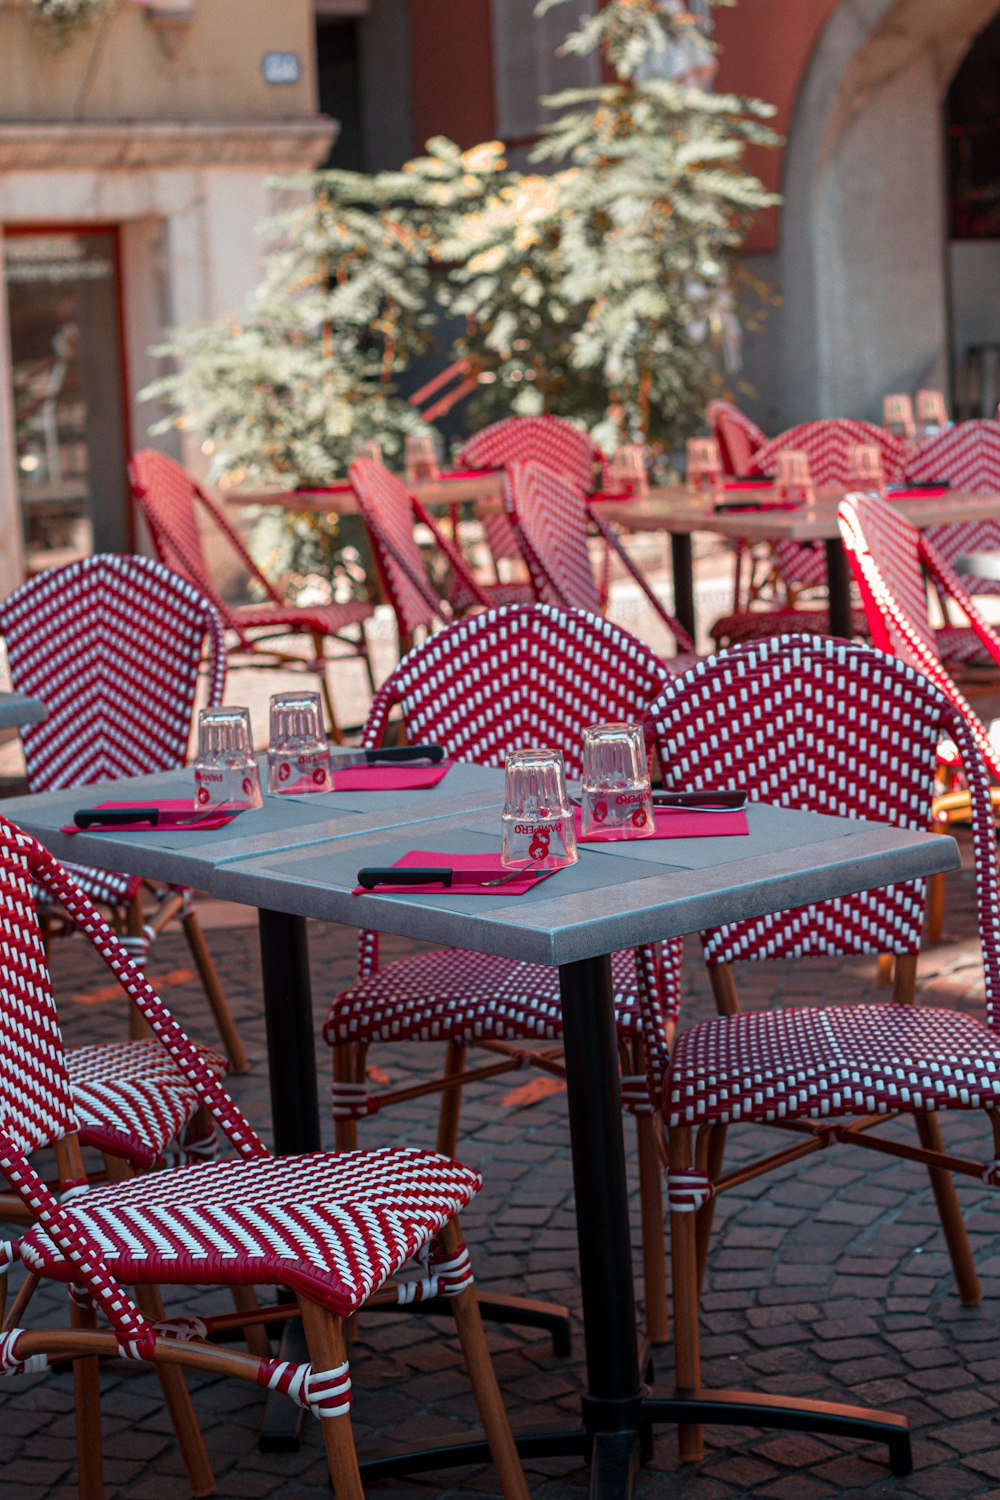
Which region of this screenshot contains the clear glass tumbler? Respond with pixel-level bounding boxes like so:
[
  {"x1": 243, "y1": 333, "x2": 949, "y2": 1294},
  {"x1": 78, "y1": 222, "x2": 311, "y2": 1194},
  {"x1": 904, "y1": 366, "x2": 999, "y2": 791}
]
[
  {"x1": 610, "y1": 444, "x2": 649, "y2": 497},
  {"x1": 686, "y1": 437, "x2": 723, "y2": 495},
  {"x1": 267, "y1": 691, "x2": 330, "y2": 795},
  {"x1": 774, "y1": 449, "x2": 814, "y2": 505},
  {"x1": 501, "y1": 748, "x2": 578, "y2": 870},
  {"x1": 580, "y1": 723, "x2": 654, "y2": 840},
  {"x1": 883, "y1": 393, "x2": 915, "y2": 440},
  {"x1": 404, "y1": 433, "x2": 441, "y2": 483},
  {"x1": 915, "y1": 389, "x2": 947, "y2": 438},
  {"x1": 846, "y1": 443, "x2": 886, "y2": 495},
  {"x1": 193, "y1": 707, "x2": 263, "y2": 811},
  {"x1": 353, "y1": 440, "x2": 382, "y2": 464}
]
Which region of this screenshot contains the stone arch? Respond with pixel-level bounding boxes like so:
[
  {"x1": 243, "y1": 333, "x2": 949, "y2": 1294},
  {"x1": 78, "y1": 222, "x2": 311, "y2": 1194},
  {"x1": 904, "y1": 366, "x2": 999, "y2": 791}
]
[{"x1": 760, "y1": 0, "x2": 1000, "y2": 427}]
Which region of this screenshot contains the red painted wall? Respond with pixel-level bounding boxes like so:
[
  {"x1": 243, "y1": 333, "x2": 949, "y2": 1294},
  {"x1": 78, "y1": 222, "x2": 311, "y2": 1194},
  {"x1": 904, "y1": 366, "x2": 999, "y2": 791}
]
[
  {"x1": 408, "y1": 0, "x2": 496, "y2": 151},
  {"x1": 714, "y1": 0, "x2": 839, "y2": 252}
]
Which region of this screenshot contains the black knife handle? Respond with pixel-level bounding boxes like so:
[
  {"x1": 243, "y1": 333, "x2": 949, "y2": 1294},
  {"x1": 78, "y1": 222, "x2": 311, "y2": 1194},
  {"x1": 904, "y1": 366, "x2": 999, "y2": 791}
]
[
  {"x1": 357, "y1": 867, "x2": 453, "y2": 889},
  {"x1": 652, "y1": 791, "x2": 746, "y2": 808},
  {"x1": 365, "y1": 745, "x2": 445, "y2": 765},
  {"x1": 75, "y1": 808, "x2": 160, "y2": 829}
]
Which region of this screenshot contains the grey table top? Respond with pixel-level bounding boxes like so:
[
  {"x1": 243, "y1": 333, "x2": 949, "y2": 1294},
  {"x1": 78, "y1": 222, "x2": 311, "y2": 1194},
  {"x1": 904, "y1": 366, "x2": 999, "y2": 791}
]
[
  {"x1": 0, "y1": 690, "x2": 46, "y2": 729},
  {"x1": 2, "y1": 763, "x2": 959, "y2": 968}
]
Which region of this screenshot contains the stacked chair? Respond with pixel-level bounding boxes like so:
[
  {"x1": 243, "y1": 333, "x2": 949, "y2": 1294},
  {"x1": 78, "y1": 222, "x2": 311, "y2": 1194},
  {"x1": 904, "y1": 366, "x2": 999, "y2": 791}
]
[
  {"x1": 323, "y1": 603, "x2": 680, "y2": 1342},
  {"x1": 0, "y1": 552, "x2": 246, "y2": 1076},
  {"x1": 646, "y1": 634, "x2": 1000, "y2": 1462},
  {"x1": 349, "y1": 457, "x2": 532, "y2": 655},
  {"x1": 130, "y1": 449, "x2": 374, "y2": 742},
  {"x1": 0, "y1": 816, "x2": 528, "y2": 1499}
]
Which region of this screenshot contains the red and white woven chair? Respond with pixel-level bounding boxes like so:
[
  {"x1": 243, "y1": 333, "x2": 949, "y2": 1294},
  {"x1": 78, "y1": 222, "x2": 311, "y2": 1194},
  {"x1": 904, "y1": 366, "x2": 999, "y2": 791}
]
[
  {"x1": 710, "y1": 418, "x2": 905, "y2": 648},
  {"x1": 349, "y1": 457, "x2": 532, "y2": 656},
  {"x1": 839, "y1": 490, "x2": 1000, "y2": 938},
  {"x1": 645, "y1": 634, "x2": 1000, "y2": 1463},
  {"x1": 456, "y1": 413, "x2": 608, "y2": 576},
  {"x1": 503, "y1": 461, "x2": 696, "y2": 664},
  {"x1": 707, "y1": 399, "x2": 766, "y2": 479},
  {"x1": 0, "y1": 552, "x2": 246, "y2": 1078},
  {"x1": 904, "y1": 419, "x2": 1000, "y2": 594},
  {"x1": 130, "y1": 448, "x2": 374, "y2": 743},
  {"x1": 323, "y1": 604, "x2": 680, "y2": 1342},
  {"x1": 0, "y1": 816, "x2": 527, "y2": 1500}
]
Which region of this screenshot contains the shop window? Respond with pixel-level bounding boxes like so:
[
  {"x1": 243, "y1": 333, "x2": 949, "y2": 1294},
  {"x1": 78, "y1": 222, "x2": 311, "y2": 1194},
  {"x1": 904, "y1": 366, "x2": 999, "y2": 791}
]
[
  {"x1": 4, "y1": 227, "x2": 129, "y2": 572},
  {"x1": 948, "y1": 12, "x2": 1000, "y2": 239}
]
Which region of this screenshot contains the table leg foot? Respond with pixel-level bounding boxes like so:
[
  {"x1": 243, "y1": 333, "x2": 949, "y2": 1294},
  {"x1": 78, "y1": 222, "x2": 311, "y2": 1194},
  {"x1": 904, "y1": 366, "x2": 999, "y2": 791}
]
[
  {"x1": 357, "y1": 1425, "x2": 589, "y2": 1482},
  {"x1": 642, "y1": 1389, "x2": 911, "y2": 1476},
  {"x1": 589, "y1": 1429, "x2": 639, "y2": 1500}
]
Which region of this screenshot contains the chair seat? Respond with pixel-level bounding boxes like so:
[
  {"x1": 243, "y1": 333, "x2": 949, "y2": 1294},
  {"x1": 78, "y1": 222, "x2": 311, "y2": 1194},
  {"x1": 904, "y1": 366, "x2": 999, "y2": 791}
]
[
  {"x1": 19, "y1": 1148, "x2": 482, "y2": 1318},
  {"x1": 449, "y1": 579, "x2": 535, "y2": 613},
  {"x1": 67, "y1": 1038, "x2": 229, "y2": 1169},
  {"x1": 710, "y1": 605, "x2": 870, "y2": 647},
  {"x1": 37, "y1": 860, "x2": 140, "y2": 911},
  {"x1": 231, "y1": 598, "x2": 373, "y2": 637},
  {"x1": 666, "y1": 1003, "x2": 1000, "y2": 1128},
  {"x1": 324, "y1": 946, "x2": 647, "y2": 1048}
]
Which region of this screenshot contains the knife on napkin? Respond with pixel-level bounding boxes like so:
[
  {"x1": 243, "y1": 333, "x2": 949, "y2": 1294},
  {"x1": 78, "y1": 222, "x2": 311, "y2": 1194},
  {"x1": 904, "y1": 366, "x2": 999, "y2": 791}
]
[
  {"x1": 329, "y1": 744, "x2": 444, "y2": 770},
  {"x1": 651, "y1": 791, "x2": 747, "y2": 811},
  {"x1": 73, "y1": 807, "x2": 238, "y2": 831},
  {"x1": 357, "y1": 865, "x2": 534, "y2": 890}
]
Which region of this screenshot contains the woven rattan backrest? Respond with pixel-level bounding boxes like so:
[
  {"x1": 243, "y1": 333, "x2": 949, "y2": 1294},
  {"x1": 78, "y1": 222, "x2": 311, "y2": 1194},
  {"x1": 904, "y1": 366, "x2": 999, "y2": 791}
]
[
  {"x1": 752, "y1": 419, "x2": 908, "y2": 486},
  {"x1": 904, "y1": 421, "x2": 1000, "y2": 595},
  {"x1": 839, "y1": 491, "x2": 1000, "y2": 783},
  {"x1": 350, "y1": 458, "x2": 447, "y2": 638},
  {"x1": 363, "y1": 604, "x2": 673, "y2": 778},
  {"x1": 458, "y1": 415, "x2": 601, "y2": 494},
  {"x1": 130, "y1": 449, "x2": 283, "y2": 632},
  {"x1": 707, "y1": 400, "x2": 767, "y2": 476},
  {"x1": 0, "y1": 820, "x2": 76, "y2": 1155},
  {"x1": 646, "y1": 635, "x2": 972, "y2": 963},
  {"x1": 0, "y1": 554, "x2": 226, "y2": 793},
  {"x1": 504, "y1": 462, "x2": 602, "y2": 615}
]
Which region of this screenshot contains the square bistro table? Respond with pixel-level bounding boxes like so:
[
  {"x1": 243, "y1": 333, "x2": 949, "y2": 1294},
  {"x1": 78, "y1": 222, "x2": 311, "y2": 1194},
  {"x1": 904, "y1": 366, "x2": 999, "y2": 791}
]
[
  {"x1": 4, "y1": 770, "x2": 960, "y2": 1497},
  {"x1": 597, "y1": 486, "x2": 1000, "y2": 642}
]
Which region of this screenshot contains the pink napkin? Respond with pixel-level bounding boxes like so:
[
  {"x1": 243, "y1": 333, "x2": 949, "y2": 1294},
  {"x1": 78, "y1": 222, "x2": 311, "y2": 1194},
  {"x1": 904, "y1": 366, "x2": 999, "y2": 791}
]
[
  {"x1": 438, "y1": 468, "x2": 497, "y2": 481},
  {"x1": 294, "y1": 482, "x2": 354, "y2": 497},
  {"x1": 889, "y1": 486, "x2": 949, "y2": 499},
  {"x1": 573, "y1": 805, "x2": 748, "y2": 842},
  {"x1": 331, "y1": 761, "x2": 452, "y2": 792},
  {"x1": 61, "y1": 798, "x2": 239, "y2": 834},
  {"x1": 353, "y1": 848, "x2": 558, "y2": 896},
  {"x1": 723, "y1": 480, "x2": 771, "y2": 491}
]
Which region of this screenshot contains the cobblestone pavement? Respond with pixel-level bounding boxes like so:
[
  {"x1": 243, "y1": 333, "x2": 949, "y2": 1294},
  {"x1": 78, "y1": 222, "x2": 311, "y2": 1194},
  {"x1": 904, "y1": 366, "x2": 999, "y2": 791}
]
[{"x1": 1, "y1": 830, "x2": 1000, "y2": 1500}]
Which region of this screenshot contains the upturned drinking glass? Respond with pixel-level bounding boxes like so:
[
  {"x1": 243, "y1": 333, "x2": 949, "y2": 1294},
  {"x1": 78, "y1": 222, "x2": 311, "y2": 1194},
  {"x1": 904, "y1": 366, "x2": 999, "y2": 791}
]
[
  {"x1": 267, "y1": 691, "x2": 330, "y2": 795},
  {"x1": 915, "y1": 389, "x2": 948, "y2": 438},
  {"x1": 610, "y1": 443, "x2": 649, "y2": 497},
  {"x1": 774, "y1": 449, "x2": 814, "y2": 505},
  {"x1": 500, "y1": 748, "x2": 578, "y2": 870},
  {"x1": 404, "y1": 433, "x2": 441, "y2": 483},
  {"x1": 686, "y1": 437, "x2": 723, "y2": 495},
  {"x1": 883, "y1": 393, "x2": 915, "y2": 440},
  {"x1": 846, "y1": 443, "x2": 886, "y2": 495},
  {"x1": 194, "y1": 706, "x2": 262, "y2": 811},
  {"x1": 580, "y1": 723, "x2": 654, "y2": 840}
]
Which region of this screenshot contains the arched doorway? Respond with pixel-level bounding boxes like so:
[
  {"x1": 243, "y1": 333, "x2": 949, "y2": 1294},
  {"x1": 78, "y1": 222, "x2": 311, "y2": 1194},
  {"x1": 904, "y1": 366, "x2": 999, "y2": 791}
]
[{"x1": 746, "y1": 0, "x2": 1000, "y2": 429}]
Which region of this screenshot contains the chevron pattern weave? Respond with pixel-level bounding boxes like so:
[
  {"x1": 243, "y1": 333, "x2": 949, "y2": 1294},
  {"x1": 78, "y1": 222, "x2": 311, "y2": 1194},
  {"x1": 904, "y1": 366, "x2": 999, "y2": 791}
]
[
  {"x1": 503, "y1": 461, "x2": 603, "y2": 614},
  {"x1": 904, "y1": 420, "x2": 1000, "y2": 595},
  {"x1": 707, "y1": 399, "x2": 767, "y2": 478}
]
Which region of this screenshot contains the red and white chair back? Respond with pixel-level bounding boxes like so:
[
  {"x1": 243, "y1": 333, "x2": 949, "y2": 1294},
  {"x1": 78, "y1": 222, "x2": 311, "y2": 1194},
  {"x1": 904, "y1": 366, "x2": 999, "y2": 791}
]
[
  {"x1": 904, "y1": 420, "x2": 1000, "y2": 594},
  {"x1": 0, "y1": 553, "x2": 226, "y2": 793},
  {"x1": 503, "y1": 462, "x2": 603, "y2": 615},
  {"x1": 752, "y1": 419, "x2": 909, "y2": 488},
  {"x1": 839, "y1": 491, "x2": 1000, "y2": 783},
  {"x1": 130, "y1": 449, "x2": 285, "y2": 643},
  {"x1": 363, "y1": 603, "x2": 673, "y2": 780},
  {"x1": 458, "y1": 415, "x2": 606, "y2": 565},
  {"x1": 646, "y1": 635, "x2": 1000, "y2": 980},
  {"x1": 707, "y1": 400, "x2": 767, "y2": 477}
]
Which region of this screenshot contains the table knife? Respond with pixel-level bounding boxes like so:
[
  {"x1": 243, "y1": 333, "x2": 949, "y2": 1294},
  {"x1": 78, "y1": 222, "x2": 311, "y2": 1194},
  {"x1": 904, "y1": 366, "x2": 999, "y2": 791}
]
[
  {"x1": 651, "y1": 791, "x2": 747, "y2": 811},
  {"x1": 357, "y1": 865, "x2": 537, "y2": 890},
  {"x1": 73, "y1": 807, "x2": 237, "y2": 830},
  {"x1": 329, "y1": 744, "x2": 445, "y2": 770}
]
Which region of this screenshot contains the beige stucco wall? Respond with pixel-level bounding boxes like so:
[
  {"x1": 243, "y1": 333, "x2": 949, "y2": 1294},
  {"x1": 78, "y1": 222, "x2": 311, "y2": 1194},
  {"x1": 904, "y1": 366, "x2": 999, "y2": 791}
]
[{"x1": 0, "y1": 0, "x2": 317, "y2": 120}]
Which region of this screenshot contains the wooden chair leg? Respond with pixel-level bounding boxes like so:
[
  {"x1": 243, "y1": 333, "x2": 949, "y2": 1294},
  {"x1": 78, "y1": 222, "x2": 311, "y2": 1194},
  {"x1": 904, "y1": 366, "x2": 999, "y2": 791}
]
[
  {"x1": 435, "y1": 1039, "x2": 467, "y2": 1156},
  {"x1": 133, "y1": 1283, "x2": 217, "y2": 1497},
  {"x1": 668, "y1": 1124, "x2": 703, "y2": 1464},
  {"x1": 636, "y1": 1108, "x2": 669, "y2": 1345},
  {"x1": 915, "y1": 1112, "x2": 981, "y2": 1306},
  {"x1": 229, "y1": 1285, "x2": 272, "y2": 1360},
  {"x1": 297, "y1": 1300, "x2": 364, "y2": 1500},
  {"x1": 926, "y1": 871, "x2": 946, "y2": 941},
  {"x1": 439, "y1": 1218, "x2": 530, "y2": 1500},
  {"x1": 312, "y1": 630, "x2": 344, "y2": 745},
  {"x1": 359, "y1": 623, "x2": 378, "y2": 698},
  {"x1": 695, "y1": 1122, "x2": 728, "y2": 1296},
  {"x1": 876, "y1": 954, "x2": 894, "y2": 986},
  {"x1": 125, "y1": 894, "x2": 153, "y2": 1043},
  {"x1": 332, "y1": 1044, "x2": 360, "y2": 1152},
  {"x1": 71, "y1": 1294, "x2": 104, "y2": 1500},
  {"x1": 180, "y1": 907, "x2": 249, "y2": 1074}
]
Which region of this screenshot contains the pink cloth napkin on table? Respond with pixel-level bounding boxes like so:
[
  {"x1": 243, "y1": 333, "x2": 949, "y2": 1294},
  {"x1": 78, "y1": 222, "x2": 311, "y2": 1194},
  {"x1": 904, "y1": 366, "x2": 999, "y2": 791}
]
[
  {"x1": 888, "y1": 487, "x2": 949, "y2": 499},
  {"x1": 352, "y1": 849, "x2": 558, "y2": 896},
  {"x1": 573, "y1": 805, "x2": 748, "y2": 842},
  {"x1": 331, "y1": 761, "x2": 453, "y2": 792},
  {"x1": 437, "y1": 468, "x2": 497, "y2": 481}
]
